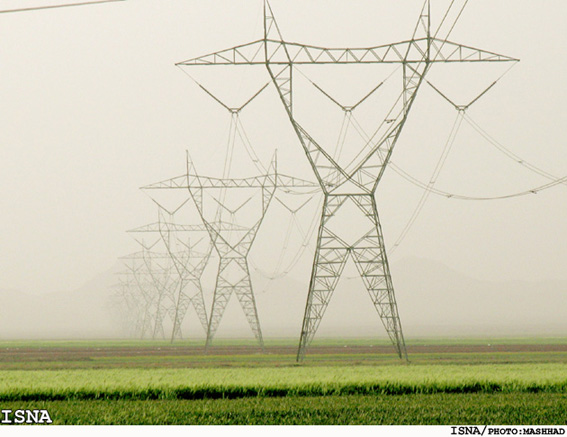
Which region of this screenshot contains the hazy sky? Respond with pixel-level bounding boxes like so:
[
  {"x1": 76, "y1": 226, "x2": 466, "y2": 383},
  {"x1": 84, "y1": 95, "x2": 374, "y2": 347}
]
[{"x1": 1, "y1": 0, "x2": 566, "y2": 295}]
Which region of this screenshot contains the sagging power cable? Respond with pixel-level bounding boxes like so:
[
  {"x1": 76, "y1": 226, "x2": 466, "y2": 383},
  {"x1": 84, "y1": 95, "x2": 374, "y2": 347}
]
[
  {"x1": 389, "y1": 111, "x2": 463, "y2": 253},
  {"x1": 463, "y1": 113, "x2": 567, "y2": 187},
  {"x1": 253, "y1": 195, "x2": 322, "y2": 291},
  {"x1": 0, "y1": 0, "x2": 125, "y2": 14}
]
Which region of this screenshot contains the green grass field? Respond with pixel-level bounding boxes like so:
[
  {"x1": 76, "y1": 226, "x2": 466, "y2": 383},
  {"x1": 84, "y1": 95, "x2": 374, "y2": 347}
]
[
  {"x1": 0, "y1": 337, "x2": 565, "y2": 424},
  {"x1": 1, "y1": 364, "x2": 567, "y2": 400},
  {"x1": 3, "y1": 393, "x2": 567, "y2": 425}
]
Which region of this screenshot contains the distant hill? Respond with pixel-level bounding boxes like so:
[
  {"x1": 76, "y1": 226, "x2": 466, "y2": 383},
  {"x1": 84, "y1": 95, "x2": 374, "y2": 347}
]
[
  {"x1": 0, "y1": 265, "x2": 120, "y2": 339},
  {"x1": 0, "y1": 257, "x2": 565, "y2": 340},
  {"x1": 392, "y1": 257, "x2": 567, "y2": 337},
  {"x1": 254, "y1": 256, "x2": 567, "y2": 339}
]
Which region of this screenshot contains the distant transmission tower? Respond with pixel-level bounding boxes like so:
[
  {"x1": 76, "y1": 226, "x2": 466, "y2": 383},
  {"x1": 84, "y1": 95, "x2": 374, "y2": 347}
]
[
  {"x1": 120, "y1": 248, "x2": 168, "y2": 339},
  {"x1": 112, "y1": 273, "x2": 145, "y2": 338},
  {"x1": 177, "y1": 0, "x2": 518, "y2": 361},
  {"x1": 143, "y1": 159, "x2": 278, "y2": 349},
  {"x1": 143, "y1": 157, "x2": 317, "y2": 349},
  {"x1": 127, "y1": 207, "x2": 213, "y2": 342}
]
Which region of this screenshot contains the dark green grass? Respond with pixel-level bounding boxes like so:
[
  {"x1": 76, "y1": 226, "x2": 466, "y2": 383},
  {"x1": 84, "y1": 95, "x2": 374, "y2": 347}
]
[{"x1": 9, "y1": 393, "x2": 567, "y2": 425}]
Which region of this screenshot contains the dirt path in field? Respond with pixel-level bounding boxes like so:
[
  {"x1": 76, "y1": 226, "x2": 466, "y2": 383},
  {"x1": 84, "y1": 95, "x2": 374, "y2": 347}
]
[{"x1": 0, "y1": 343, "x2": 566, "y2": 363}]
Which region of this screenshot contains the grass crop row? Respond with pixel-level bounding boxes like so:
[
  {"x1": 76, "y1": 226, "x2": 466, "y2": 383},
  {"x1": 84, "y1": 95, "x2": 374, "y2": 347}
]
[
  {"x1": 0, "y1": 364, "x2": 566, "y2": 401},
  {"x1": 6, "y1": 393, "x2": 567, "y2": 425}
]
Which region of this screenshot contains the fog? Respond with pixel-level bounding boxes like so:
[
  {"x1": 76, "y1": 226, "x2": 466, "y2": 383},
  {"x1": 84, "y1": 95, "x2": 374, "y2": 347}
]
[{"x1": 0, "y1": 0, "x2": 566, "y2": 340}]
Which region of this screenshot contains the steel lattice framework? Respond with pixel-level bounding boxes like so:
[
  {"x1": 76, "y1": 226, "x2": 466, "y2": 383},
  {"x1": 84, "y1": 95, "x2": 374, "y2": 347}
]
[
  {"x1": 176, "y1": 0, "x2": 518, "y2": 361},
  {"x1": 120, "y1": 248, "x2": 177, "y2": 339},
  {"x1": 112, "y1": 273, "x2": 148, "y2": 338},
  {"x1": 143, "y1": 158, "x2": 318, "y2": 349},
  {"x1": 127, "y1": 208, "x2": 214, "y2": 342}
]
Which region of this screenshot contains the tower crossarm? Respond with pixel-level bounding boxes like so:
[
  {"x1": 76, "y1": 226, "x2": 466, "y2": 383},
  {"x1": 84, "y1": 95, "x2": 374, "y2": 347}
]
[
  {"x1": 119, "y1": 250, "x2": 209, "y2": 261},
  {"x1": 142, "y1": 173, "x2": 277, "y2": 189},
  {"x1": 191, "y1": 174, "x2": 276, "y2": 188},
  {"x1": 142, "y1": 173, "x2": 316, "y2": 190},
  {"x1": 127, "y1": 222, "x2": 208, "y2": 233},
  {"x1": 127, "y1": 220, "x2": 247, "y2": 233},
  {"x1": 428, "y1": 38, "x2": 519, "y2": 63},
  {"x1": 176, "y1": 39, "x2": 266, "y2": 66},
  {"x1": 141, "y1": 174, "x2": 189, "y2": 189},
  {"x1": 276, "y1": 174, "x2": 321, "y2": 189},
  {"x1": 177, "y1": 38, "x2": 517, "y2": 67},
  {"x1": 269, "y1": 38, "x2": 518, "y2": 65}
]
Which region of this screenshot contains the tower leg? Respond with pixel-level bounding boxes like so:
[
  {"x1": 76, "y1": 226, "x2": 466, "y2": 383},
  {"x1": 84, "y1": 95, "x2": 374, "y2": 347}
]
[
  {"x1": 170, "y1": 280, "x2": 209, "y2": 343},
  {"x1": 190, "y1": 284, "x2": 210, "y2": 336},
  {"x1": 170, "y1": 296, "x2": 190, "y2": 342},
  {"x1": 205, "y1": 256, "x2": 264, "y2": 350},
  {"x1": 205, "y1": 257, "x2": 233, "y2": 349},
  {"x1": 297, "y1": 194, "x2": 408, "y2": 362},
  {"x1": 297, "y1": 195, "x2": 350, "y2": 361},
  {"x1": 140, "y1": 304, "x2": 153, "y2": 339},
  {"x1": 233, "y1": 257, "x2": 264, "y2": 350},
  {"x1": 350, "y1": 196, "x2": 408, "y2": 361},
  {"x1": 153, "y1": 305, "x2": 166, "y2": 340}
]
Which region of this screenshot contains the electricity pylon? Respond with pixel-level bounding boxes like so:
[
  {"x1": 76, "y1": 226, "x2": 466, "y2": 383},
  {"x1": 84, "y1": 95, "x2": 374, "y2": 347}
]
[
  {"x1": 120, "y1": 247, "x2": 165, "y2": 338},
  {"x1": 127, "y1": 207, "x2": 213, "y2": 342},
  {"x1": 176, "y1": 0, "x2": 519, "y2": 361},
  {"x1": 143, "y1": 161, "x2": 276, "y2": 349},
  {"x1": 142, "y1": 156, "x2": 318, "y2": 349},
  {"x1": 120, "y1": 218, "x2": 246, "y2": 340},
  {"x1": 112, "y1": 274, "x2": 146, "y2": 338},
  {"x1": 122, "y1": 248, "x2": 178, "y2": 339}
]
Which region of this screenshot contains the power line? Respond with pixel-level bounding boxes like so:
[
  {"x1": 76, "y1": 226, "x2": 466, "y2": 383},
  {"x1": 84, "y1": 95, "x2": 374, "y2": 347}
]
[
  {"x1": 389, "y1": 160, "x2": 567, "y2": 201},
  {"x1": 389, "y1": 111, "x2": 463, "y2": 253},
  {"x1": 0, "y1": 0, "x2": 125, "y2": 14},
  {"x1": 390, "y1": 64, "x2": 567, "y2": 202},
  {"x1": 463, "y1": 113, "x2": 566, "y2": 186}
]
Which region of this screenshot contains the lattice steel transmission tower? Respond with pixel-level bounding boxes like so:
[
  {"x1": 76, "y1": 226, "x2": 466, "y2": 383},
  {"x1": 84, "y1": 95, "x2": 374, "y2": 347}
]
[
  {"x1": 120, "y1": 248, "x2": 172, "y2": 339},
  {"x1": 143, "y1": 161, "x2": 277, "y2": 349},
  {"x1": 143, "y1": 157, "x2": 318, "y2": 349},
  {"x1": 127, "y1": 247, "x2": 184, "y2": 340},
  {"x1": 127, "y1": 206, "x2": 213, "y2": 342},
  {"x1": 176, "y1": 0, "x2": 518, "y2": 361},
  {"x1": 112, "y1": 272, "x2": 146, "y2": 338}
]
